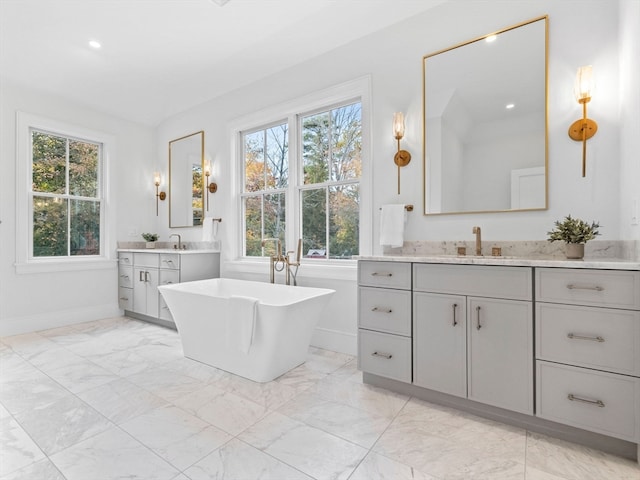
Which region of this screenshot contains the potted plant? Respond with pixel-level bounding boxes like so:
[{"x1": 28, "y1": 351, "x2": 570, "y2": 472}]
[
  {"x1": 142, "y1": 233, "x2": 159, "y2": 249},
  {"x1": 547, "y1": 215, "x2": 600, "y2": 259}
]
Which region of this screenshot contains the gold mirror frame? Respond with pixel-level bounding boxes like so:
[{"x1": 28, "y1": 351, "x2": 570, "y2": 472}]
[
  {"x1": 423, "y1": 16, "x2": 548, "y2": 215},
  {"x1": 169, "y1": 131, "x2": 204, "y2": 228}
]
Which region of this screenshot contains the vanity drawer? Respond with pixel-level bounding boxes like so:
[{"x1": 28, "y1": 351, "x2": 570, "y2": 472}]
[
  {"x1": 536, "y1": 268, "x2": 640, "y2": 310},
  {"x1": 118, "y1": 252, "x2": 133, "y2": 266},
  {"x1": 133, "y1": 252, "x2": 159, "y2": 268},
  {"x1": 536, "y1": 361, "x2": 640, "y2": 442},
  {"x1": 358, "y1": 261, "x2": 411, "y2": 290},
  {"x1": 118, "y1": 287, "x2": 133, "y2": 310},
  {"x1": 358, "y1": 287, "x2": 411, "y2": 336},
  {"x1": 536, "y1": 303, "x2": 640, "y2": 376},
  {"x1": 413, "y1": 264, "x2": 532, "y2": 300},
  {"x1": 160, "y1": 254, "x2": 180, "y2": 270},
  {"x1": 159, "y1": 269, "x2": 180, "y2": 287},
  {"x1": 118, "y1": 266, "x2": 133, "y2": 288},
  {"x1": 358, "y1": 329, "x2": 411, "y2": 383}
]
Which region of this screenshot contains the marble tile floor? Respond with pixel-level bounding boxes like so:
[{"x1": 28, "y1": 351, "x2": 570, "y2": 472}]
[{"x1": 1, "y1": 316, "x2": 638, "y2": 480}]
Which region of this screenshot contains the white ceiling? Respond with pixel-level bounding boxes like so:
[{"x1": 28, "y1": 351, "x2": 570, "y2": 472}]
[{"x1": 1, "y1": 0, "x2": 446, "y2": 126}]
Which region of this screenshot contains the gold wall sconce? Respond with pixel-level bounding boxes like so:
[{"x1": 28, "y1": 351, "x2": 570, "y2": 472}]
[
  {"x1": 154, "y1": 172, "x2": 166, "y2": 216},
  {"x1": 392, "y1": 112, "x2": 411, "y2": 194},
  {"x1": 204, "y1": 162, "x2": 217, "y2": 211},
  {"x1": 568, "y1": 65, "x2": 598, "y2": 177}
]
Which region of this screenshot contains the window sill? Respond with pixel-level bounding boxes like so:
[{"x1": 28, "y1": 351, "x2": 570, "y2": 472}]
[
  {"x1": 15, "y1": 257, "x2": 117, "y2": 274},
  {"x1": 224, "y1": 258, "x2": 357, "y2": 282}
]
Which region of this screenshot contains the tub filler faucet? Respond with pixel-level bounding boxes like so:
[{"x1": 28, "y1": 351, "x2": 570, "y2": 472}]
[{"x1": 261, "y1": 238, "x2": 302, "y2": 285}]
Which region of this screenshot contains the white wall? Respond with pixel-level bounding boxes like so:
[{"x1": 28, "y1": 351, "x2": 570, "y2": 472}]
[{"x1": 0, "y1": 82, "x2": 155, "y2": 335}]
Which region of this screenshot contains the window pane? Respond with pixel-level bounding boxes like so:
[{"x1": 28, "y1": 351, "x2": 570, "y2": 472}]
[
  {"x1": 331, "y1": 103, "x2": 362, "y2": 182},
  {"x1": 264, "y1": 192, "x2": 286, "y2": 254},
  {"x1": 244, "y1": 196, "x2": 262, "y2": 257},
  {"x1": 70, "y1": 199, "x2": 100, "y2": 256},
  {"x1": 33, "y1": 196, "x2": 68, "y2": 257},
  {"x1": 266, "y1": 124, "x2": 288, "y2": 188},
  {"x1": 244, "y1": 131, "x2": 265, "y2": 192},
  {"x1": 192, "y1": 165, "x2": 203, "y2": 226},
  {"x1": 32, "y1": 132, "x2": 66, "y2": 194},
  {"x1": 329, "y1": 184, "x2": 359, "y2": 259},
  {"x1": 69, "y1": 140, "x2": 99, "y2": 197},
  {"x1": 302, "y1": 112, "x2": 329, "y2": 184},
  {"x1": 301, "y1": 188, "x2": 326, "y2": 259}
]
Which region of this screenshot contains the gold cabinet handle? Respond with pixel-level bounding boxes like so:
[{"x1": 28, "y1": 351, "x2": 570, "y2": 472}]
[
  {"x1": 371, "y1": 351, "x2": 393, "y2": 359},
  {"x1": 371, "y1": 272, "x2": 393, "y2": 277},
  {"x1": 567, "y1": 333, "x2": 605, "y2": 343},
  {"x1": 475, "y1": 305, "x2": 482, "y2": 330},
  {"x1": 452, "y1": 303, "x2": 458, "y2": 326},
  {"x1": 566, "y1": 284, "x2": 604, "y2": 292},
  {"x1": 568, "y1": 394, "x2": 605, "y2": 408},
  {"x1": 371, "y1": 307, "x2": 392, "y2": 313}
]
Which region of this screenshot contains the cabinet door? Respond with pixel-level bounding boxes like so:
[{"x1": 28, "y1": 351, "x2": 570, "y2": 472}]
[
  {"x1": 413, "y1": 292, "x2": 466, "y2": 397},
  {"x1": 133, "y1": 267, "x2": 159, "y2": 317},
  {"x1": 467, "y1": 297, "x2": 533, "y2": 414}
]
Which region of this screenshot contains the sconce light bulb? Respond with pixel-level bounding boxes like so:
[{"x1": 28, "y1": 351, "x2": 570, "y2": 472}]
[
  {"x1": 154, "y1": 172, "x2": 161, "y2": 186},
  {"x1": 574, "y1": 65, "x2": 593, "y2": 103},
  {"x1": 392, "y1": 112, "x2": 405, "y2": 140}
]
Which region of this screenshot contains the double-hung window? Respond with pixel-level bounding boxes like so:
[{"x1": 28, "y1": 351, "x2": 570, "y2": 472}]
[
  {"x1": 16, "y1": 112, "x2": 111, "y2": 272},
  {"x1": 240, "y1": 101, "x2": 362, "y2": 261}
]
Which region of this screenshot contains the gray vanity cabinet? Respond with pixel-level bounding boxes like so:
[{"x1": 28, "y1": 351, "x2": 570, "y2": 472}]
[{"x1": 413, "y1": 264, "x2": 533, "y2": 415}]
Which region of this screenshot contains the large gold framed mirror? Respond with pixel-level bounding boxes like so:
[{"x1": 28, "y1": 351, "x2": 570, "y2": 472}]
[
  {"x1": 169, "y1": 131, "x2": 204, "y2": 227},
  {"x1": 423, "y1": 16, "x2": 548, "y2": 215}
]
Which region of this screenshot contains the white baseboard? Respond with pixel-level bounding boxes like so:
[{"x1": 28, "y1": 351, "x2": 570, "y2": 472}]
[
  {"x1": 310, "y1": 326, "x2": 357, "y2": 355},
  {"x1": 0, "y1": 303, "x2": 122, "y2": 336}
]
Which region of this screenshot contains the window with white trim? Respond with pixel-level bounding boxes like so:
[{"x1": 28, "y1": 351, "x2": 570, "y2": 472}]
[{"x1": 241, "y1": 101, "x2": 361, "y2": 260}]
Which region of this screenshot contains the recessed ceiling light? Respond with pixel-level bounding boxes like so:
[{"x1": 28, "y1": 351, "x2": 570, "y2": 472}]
[
  {"x1": 485, "y1": 35, "x2": 497, "y2": 43},
  {"x1": 506, "y1": 103, "x2": 515, "y2": 109},
  {"x1": 89, "y1": 40, "x2": 101, "y2": 49}
]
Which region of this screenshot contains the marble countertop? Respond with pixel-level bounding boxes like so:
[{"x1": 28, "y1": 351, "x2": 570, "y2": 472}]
[{"x1": 355, "y1": 255, "x2": 640, "y2": 271}]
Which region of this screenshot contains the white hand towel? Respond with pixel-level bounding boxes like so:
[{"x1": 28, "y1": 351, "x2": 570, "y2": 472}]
[
  {"x1": 227, "y1": 295, "x2": 258, "y2": 354},
  {"x1": 379, "y1": 204, "x2": 406, "y2": 248}
]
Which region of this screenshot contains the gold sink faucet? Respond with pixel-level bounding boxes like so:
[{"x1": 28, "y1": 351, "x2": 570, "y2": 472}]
[{"x1": 472, "y1": 226, "x2": 482, "y2": 256}]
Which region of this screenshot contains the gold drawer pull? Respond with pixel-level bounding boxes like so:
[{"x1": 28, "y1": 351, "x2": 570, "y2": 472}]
[
  {"x1": 567, "y1": 333, "x2": 605, "y2": 343},
  {"x1": 371, "y1": 307, "x2": 392, "y2": 313},
  {"x1": 568, "y1": 394, "x2": 605, "y2": 408},
  {"x1": 371, "y1": 351, "x2": 393, "y2": 359},
  {"x1": 566, "y1": 284, "x2": 604, "y2": 292},
  {"x1": 371, "y1": 272, "x2": 392, "y2": 277}
]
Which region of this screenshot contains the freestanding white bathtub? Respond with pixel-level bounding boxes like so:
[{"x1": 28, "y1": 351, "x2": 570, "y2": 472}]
[{"x1": 158, "y1": 278, "x2": 335, "y2": 382}]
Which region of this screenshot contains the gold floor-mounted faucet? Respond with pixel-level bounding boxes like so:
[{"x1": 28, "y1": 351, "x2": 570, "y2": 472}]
[
  {"x1": 472, "y1": 226, "x2": 482, "y2": 256},
  {"x1": 261, "y1": 238, "x2": 302, "y2": 285}
]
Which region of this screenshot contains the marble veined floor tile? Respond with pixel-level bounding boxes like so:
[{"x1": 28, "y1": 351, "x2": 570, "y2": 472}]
[
  {"x1": 185, "y1": 438, "x2": 313, "y2": 480},
  {"x1": 349, "y1": 452, "x2": 438, "y2": 480},
  {"x1": 14, "y1": 393, "x2": 113, "y2": 455},
  {"x1": 213, "y1": 371, "x2": 301, "y2": 410},
  {"x1": 304, "y1": 347, "x2": 354, "y2": 374},
  {"x1": 278, "y1": 390, "x2": 394, "y2": 448},
  {"x1": 39, "y1": 326, "x2": 95, "y2": 347},
  {"x1": 129, "y1": 341, "x2": 184, "y2": 364},
  {"x1": 525, "y1": 432, "x2": 640, "y2": 480},
  {"x1": 173, "y1": 384, "x2": 269, "y2": 436},
  {"x1": 125, "y1": 364, "x2": 208, "y2": 402},
  {"x1": 1, "y1": 332, "x2": 61, "y2": 359},
  {"x1": 40, "y1": 354, "x2": 120, "y2": 394},
  {"x1": 77, "y1": 378, "x2": 169, "y2": 424},
  {"x1": 239, "y1": 411, "x2": 367, "y2": 480},
  {"x1": 0, "y1": 457, "x2": 65, "y2": 480},
  {"x1": 119, "y1": 405, "x2": 232, "y2": 471},
  {"x1": 0, "y1": 367, "x2": 69, "y2": 417},
  {"x1": 326, "y1": 358, "x2": 363, "y2": 383},
  {"x1": 310, "y1": 375, "x2": 410, "y2": 418},
  {"x1": 88, "y1": 348, "x2": 157, "y2": 377},
  {"x1": 274, "y1": 363, "x2": 328, "y2": 391},
  {"x1": 165, "y1": 356, "x2": 231, "y2": 384},
  {"x1": 0, "y1": 416, "x2": 46, "y2": 477},
  {"x1": 525, "y1": 465, "x2": 571, "y2": 480},
  {"x1": 49, "y1": 425, "x2": 179, "y2": 480}
]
